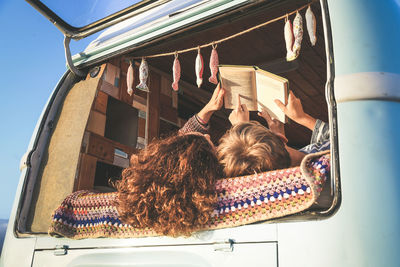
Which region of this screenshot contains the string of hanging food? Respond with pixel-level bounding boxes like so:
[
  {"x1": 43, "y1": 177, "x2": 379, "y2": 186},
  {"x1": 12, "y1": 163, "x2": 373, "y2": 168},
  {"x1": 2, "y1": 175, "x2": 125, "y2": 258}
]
[{"x1": 126, "y1": 2, "x2": 318, "y2": 96}]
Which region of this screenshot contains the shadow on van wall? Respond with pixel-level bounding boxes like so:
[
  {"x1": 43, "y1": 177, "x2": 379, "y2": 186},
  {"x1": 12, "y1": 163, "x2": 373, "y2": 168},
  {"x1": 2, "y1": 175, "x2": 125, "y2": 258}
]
[{"x1": 0, "y1": 219, "x2": 8, "y2": 255}]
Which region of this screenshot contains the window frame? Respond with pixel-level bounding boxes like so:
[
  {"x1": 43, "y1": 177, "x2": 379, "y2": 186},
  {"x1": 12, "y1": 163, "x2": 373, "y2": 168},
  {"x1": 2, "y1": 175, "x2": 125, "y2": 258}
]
[{"x1": 25, "y1": 0, "x2": 171, "y2": 40}]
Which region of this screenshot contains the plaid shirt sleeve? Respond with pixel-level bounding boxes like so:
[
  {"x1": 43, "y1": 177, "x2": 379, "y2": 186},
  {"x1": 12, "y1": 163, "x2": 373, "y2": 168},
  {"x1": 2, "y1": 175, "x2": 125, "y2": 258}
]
[{"x1": 178, "y1": 114, "x2": 210, "y2": 135}]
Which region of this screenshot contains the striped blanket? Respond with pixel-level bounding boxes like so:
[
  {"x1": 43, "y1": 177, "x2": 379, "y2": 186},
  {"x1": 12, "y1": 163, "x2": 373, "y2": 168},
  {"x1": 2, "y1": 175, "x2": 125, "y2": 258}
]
[{"x1": 49, "y1": 151, "x2": 330, "y2": 239}]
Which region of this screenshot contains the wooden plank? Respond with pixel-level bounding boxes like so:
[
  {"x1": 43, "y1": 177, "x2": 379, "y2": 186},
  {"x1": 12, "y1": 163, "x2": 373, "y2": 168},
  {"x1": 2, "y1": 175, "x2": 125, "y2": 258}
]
[
  {"x1": 87, "y1": 110, "x2": 106, "y2": 136},
  {"x1": 99, "y1": 79, "x2": 119, "y2": 99},
  {"x1": 109, "y1": 137, "x2": 138, "y2": 156},
  {"x1": 297, "y1": 57, "x2": 326, "y2": 96},
  {"x1": 172, "y1": 91, "x2": 178, "y2": 109},
  {"x1": 286, "y1": 69, "x2": 320, "y2": 97},
  {"x1": 132, "y1": 95, "x2": 147, "y2": 111},
  {"x1": 147, "y1": 70, "x2": 161, "y2": 142},
  {"x1": 138, "y1": 117, "x2": 146, "y2": 138},
  {"x1": 86, "y1": 133, "x2": 115, "y2": 164},
  {"x1": 160, "y1": 104, "x2": 178, "y2": 124},
  {"x1": 160, "y1": 76, "x2": 172, "y2": 97},
  {"x1": 85, "y1": 131, "x2": 137, "y2": 163},
  {"x1": 287, "y1": 79, "x2": 321, "y2": 118},
  {"x1": 94, "y1": 91, "x2": 108, "y2": 114},
  {"x1": 300, "y1": 48, "x2": 327, "y2": 90},
  {"x1": 160, "y1": 119, "x2": 180, "y2": 138},
  {"x1": 76, "y1": 153, "x2": 97, "y2": 190},
  {"x1": 113, "y1": 155, "x2": 130, "y2": 169},
  {"x1": 160, "y1": 94, "x2": 172, "y2": 108},
  {"x1": 104, "y1": 63, "x2": 120, "y2": 87}
]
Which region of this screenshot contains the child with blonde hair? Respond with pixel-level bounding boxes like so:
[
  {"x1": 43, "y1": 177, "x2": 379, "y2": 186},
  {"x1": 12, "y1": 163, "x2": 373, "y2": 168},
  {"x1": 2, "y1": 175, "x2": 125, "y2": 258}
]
[
  {"x1": 217, "y1": 121, "x2": 291, "y2": 177},
  {"x1": 217, "y1": 92, "x2": 328, "y2": 177}
]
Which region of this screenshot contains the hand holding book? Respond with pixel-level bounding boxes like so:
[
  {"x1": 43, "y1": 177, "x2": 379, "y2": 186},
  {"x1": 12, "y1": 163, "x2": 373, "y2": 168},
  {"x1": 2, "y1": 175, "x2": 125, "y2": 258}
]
[
  {"x1": 219, "y1": 65, "x2": 288, "y2": 123},
  {"x1": 274, "y1": 91, "x2": 317, "y2": 130},
  {"x1": 258, "y1": 107, "x2": 285, "y2": 136}
]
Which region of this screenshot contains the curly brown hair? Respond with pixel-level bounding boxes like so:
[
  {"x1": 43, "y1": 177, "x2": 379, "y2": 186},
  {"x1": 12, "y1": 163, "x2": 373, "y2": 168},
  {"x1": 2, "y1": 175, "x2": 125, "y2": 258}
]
[{"x1": 116, "y1": 134, "x2": 221, "y2": 237}]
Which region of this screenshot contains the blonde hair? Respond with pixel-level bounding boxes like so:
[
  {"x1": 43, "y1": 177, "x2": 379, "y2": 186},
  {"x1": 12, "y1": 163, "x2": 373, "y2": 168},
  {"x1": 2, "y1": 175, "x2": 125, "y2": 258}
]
[{"x1": 217, "y1": 121, "x2": 291, "y2": 177}]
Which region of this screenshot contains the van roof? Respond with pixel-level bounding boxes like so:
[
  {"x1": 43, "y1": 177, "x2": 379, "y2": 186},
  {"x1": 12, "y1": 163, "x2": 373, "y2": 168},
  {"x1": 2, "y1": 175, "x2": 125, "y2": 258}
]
[{"x1": 72, "y1": 0, "x2": 254, "y2": 67}]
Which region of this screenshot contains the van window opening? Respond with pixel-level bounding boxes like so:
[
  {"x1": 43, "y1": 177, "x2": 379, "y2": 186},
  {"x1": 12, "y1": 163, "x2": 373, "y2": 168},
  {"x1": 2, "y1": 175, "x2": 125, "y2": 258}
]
[{"x1": 17, "y1": 0, "x2": 338, "y2": 235}]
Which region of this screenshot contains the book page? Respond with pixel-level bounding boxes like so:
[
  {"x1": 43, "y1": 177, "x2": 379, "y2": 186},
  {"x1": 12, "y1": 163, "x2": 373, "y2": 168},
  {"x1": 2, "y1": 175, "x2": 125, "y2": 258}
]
[
  {"x1": 219, "y1": 66, "x2": 258, "y2": 110},
  {"x1": 255, "y1": 70, "x2": 288, "y2": 123}
]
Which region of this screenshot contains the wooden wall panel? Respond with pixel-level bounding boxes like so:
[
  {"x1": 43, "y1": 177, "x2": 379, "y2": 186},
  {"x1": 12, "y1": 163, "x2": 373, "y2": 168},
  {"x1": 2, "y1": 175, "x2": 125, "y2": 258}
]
[
  {"x1": 100, "y1": 80, "x2": 119, "y2": 99},
  {"x1": 86, "y1": 133, "x2": 115, "y2": 163},
  {"x1": 86, "y1": 110, "x2": 106, "y2": 136},
  {"x1": 76, "y1": 153, "x2": 97, "y2": 190},
  {"x1": 134, "y1": 1, "x2": 327, "y2": 147},
  {"x1": 104, "y1": 63, "x2": 120, "y2": 87},
  {"x1": 172, "y1": 91, "x2": 178, "y2": 109},
  {"x1": 160, "y1": 76, "x2": 172, "y2": 97},
  {"x1": 147, "y1": 70, "x2": 161, "y2": 142},
  {"x1": 94, "y1": 91, "x2": 108, "y2": 114},
  {"x1": 138, "y1": 117, "x2": 146, "y2": 138},
  {"x1": 85, "y1": 132, "x2": 137, "y2": 163},
  {"x1": 160, "y1": 94, "x2": 172, "y2": 109},
  {"x1": 132, "y1": 95, "x2": 147, "y2": 111},
  {"x1": 160, "y1": 105, "x2": 178, "y2": 124}
]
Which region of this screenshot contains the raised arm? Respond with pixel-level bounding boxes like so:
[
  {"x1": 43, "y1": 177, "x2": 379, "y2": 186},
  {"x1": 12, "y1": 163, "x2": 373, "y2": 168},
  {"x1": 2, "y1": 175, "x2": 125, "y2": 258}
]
[
  {"x1": 197, "y1": 83, "x2": 225, "y2": 124},
  {"x1": 179, "y1": 83, "x2": 225, "y2": 135},
  {"x1": 275, "y1": 90, "x2": 330, "y2": 153},
  {"x1": 274, "y1": 91, "x2": 317, "y2": 131}
]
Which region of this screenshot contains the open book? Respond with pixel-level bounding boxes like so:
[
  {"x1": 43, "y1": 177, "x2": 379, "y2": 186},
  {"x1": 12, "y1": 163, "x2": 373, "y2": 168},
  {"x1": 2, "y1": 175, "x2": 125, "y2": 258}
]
[{"x1": 219, "y1": 65, "x2": 288, "y2": 123}]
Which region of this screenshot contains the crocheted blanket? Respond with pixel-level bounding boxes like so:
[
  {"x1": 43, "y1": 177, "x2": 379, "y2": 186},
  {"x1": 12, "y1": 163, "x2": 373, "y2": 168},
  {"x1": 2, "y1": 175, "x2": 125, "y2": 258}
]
[{"x1": 49, "y1": 151, "x2": 330, "y2": 239}]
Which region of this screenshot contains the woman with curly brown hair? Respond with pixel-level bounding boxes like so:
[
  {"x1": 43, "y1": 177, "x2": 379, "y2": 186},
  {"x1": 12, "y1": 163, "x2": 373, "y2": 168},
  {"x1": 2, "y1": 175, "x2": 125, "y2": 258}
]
[{"x1": 116, "y1": 85, "x2": 225, "y2": 237}]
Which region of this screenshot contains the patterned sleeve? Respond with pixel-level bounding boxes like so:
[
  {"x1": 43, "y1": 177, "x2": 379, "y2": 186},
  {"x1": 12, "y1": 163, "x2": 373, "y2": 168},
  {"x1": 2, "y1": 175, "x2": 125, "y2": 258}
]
[
  {"x1": 310, "y1": 120, "x2": 330, "y2": 144},
  {"x1": 299, "y1": 120, "x2": 330, "y2": 154},
  {"x1": 178, "y1": 114, "x2": 210, "y2": 135}
]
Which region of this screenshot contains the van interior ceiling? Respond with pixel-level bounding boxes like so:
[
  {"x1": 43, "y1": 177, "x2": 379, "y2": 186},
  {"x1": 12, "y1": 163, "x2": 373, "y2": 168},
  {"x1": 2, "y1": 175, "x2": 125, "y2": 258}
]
[
  {"x1": 130, "y1": 0, "x2": 328, "y2": 147},
  {"x1": 21, "y1": 0, "x2": 330, "y2": 234}
]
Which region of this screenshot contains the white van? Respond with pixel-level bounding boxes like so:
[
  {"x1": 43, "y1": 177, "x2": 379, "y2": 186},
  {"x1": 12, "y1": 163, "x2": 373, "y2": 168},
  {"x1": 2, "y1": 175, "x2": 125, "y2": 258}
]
[{"x1": 1, "y1": 0, "x2": 400, "y2": 266}]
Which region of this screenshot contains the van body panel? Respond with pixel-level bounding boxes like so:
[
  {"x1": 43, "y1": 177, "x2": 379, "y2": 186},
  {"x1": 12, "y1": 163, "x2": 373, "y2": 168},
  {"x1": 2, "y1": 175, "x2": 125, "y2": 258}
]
[
  {"x1": 32, "y1": 242, "x2": 277, "y2": 267},
  {"x1": 275, "y1": 1, "x2": 400, "y2": 266},
  {"x1": 277, "y1": 101, "x2": 400, "y2": 267},
  {"x1": 34, "y1": 223, "x2": 277, "y2": 249},
  {"x1": 328, "y1": 0, "x2": 400, "y2": 76},
  {"x1": 335, "y1": 100, "x2": 400, "y2": 266},
  {"x1": 0, "y1": 167, "x2": 37, "y2": 267}
]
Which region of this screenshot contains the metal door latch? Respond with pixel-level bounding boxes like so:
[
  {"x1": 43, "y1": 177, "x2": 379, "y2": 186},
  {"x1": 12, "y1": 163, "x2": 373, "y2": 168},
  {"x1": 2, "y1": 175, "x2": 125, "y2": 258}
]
[
  {"x1": 213, "y1": 239, "x2": 234, "y2": 252},
  {"x1": 54, "y1": 245, "x2": 69, "y2": 256}
]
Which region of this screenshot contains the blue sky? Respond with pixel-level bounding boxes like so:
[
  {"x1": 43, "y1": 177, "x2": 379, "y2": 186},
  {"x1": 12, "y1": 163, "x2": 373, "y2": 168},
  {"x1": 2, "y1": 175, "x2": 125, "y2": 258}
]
[{"x1": 0, "y1": 1, "x2": 92, "y2": 219}]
